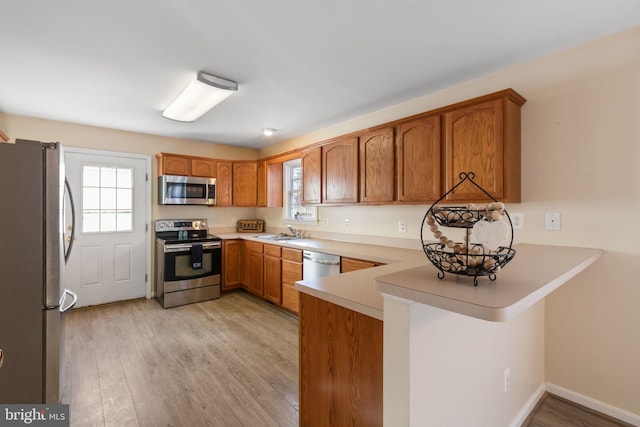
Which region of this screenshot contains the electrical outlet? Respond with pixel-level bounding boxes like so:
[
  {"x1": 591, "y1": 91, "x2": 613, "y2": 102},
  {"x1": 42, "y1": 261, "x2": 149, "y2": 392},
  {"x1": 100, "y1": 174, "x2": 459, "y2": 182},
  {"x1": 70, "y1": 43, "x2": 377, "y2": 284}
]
[
  {"x1": 344, "y1": 218, "x2": 350, "y2": 229},
  {"x1": 545, "y1": 212, "x2": 561, "y2": 230},
  {"x1": 504, "y1": 368, "x2": 511, "y2": 393},
  {"x1": 511, "y1": 213, "x2": 524, "y2": 230},
  {"x1": 323, "y1": 217, "x2": 329, "y2": 226},
  {"x1": 398, "y1": 220, "x2": 407, "y2": 233},
  {"x1": 231, "y1": 216, "x2": 237, "y2": 225}
]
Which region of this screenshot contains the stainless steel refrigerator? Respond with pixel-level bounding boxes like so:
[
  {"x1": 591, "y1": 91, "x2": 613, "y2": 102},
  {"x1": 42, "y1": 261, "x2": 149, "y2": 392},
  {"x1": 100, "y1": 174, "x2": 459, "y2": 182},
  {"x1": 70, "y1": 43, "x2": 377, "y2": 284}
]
[{"x1": 0, "y1": 139, "x2": 77, "y2": 403}]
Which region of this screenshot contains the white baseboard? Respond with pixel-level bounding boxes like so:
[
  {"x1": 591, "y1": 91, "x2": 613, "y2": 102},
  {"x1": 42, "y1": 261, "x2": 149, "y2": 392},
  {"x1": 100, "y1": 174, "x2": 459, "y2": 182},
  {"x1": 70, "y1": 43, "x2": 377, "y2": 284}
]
[
  {"x1": 510, "y1": 383, "x2": 546, "y2": 427},
  {"x1": 546, "y1": 383, "x2": 640, "y2": 426}
]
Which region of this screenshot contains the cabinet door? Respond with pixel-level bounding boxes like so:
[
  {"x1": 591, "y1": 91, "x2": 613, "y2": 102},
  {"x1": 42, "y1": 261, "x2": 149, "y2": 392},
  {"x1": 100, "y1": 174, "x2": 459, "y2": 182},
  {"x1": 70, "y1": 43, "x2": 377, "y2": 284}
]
[
  {"x1": 360, "y1": 127, "x2": 395, "y2": 203},
  {"x1": 397, "y1": 116, "x2": 442, "y2": 202},
  {"x1": 222, "y1": 240, "x2": 243, "y2": 290},
  {"x1": 263, "y1": 244, "x2": 282, "y2": 305},
  {"x1": 301, "y1": 147, "x2": 321, "y2": 204},
  {"x1": 233, "y1": 162, "x2": 258, "y2": 206},
  {"x1": 444, "y1": 99, "x2": 504, "y2": 201},
  {"x1": 257, "y1": 161, "x2": 267, "y2": 207},
  {"x1": 266, "y1": 162, "x2": 283, "y2": 207},
  {"x1": 215, "y1": 161, "x2": 233, "y2": 206},
  {"x1": 191, "y1": 158, "x2": 216, "y2": 178},
  {"x1": 282, "y1": 259, "x2": 302, "y2": 314},
  {"x1": 322, "y1": 137, "x2": 359, "y2": 204},
  {"x1": 161, "y1": 154, "x2": 190, "y2": 176},
  {"x1": 245, "y1": 242, "x2": 264, "y2": 297}
]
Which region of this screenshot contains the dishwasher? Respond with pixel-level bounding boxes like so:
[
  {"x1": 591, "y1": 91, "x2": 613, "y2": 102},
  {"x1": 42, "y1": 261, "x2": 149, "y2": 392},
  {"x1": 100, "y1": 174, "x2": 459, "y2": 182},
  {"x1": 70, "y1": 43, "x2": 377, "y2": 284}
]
[{"x1": 303, "y1": 250, "x2": 341, "y2": 280}]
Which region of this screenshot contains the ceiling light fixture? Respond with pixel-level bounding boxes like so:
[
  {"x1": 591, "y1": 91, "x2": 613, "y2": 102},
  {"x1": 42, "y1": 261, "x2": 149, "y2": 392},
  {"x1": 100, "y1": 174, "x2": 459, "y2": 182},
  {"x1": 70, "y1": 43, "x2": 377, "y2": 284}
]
[
  {"x1": 262, "y1": 128, "x2": 276, "y2": 136},
  {"x1": 162, "y1": 71, "x2": 238, "y2": 122}
]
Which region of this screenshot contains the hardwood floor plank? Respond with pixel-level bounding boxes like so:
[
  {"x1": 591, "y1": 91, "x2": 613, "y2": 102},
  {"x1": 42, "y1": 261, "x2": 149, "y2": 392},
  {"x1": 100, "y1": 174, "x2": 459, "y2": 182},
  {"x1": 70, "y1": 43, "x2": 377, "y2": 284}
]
[
  {"x1": 62, "y1": 291, "x2": 299, "y2": 427},
  {"x1": 62, "y1": 290, "x2": 622, "y2": 427}
]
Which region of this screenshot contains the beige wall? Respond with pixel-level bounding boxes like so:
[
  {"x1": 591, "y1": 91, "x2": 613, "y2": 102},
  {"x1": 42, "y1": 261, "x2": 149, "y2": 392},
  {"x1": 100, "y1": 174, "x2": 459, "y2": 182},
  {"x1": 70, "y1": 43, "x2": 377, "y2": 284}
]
[
  {"x1": 0, "y1": 113, "x2": 259, "y2": 230},
  {"x1": 262, "y1": 26, "x2": 640, "y2": 419}
]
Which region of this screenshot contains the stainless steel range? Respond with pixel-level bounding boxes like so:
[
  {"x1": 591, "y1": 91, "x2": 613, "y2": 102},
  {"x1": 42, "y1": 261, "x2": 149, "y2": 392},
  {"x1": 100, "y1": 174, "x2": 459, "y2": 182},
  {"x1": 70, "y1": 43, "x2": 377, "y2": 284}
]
[{"x1": 155, "y1": 219, "x2": 222, "y2": 308}]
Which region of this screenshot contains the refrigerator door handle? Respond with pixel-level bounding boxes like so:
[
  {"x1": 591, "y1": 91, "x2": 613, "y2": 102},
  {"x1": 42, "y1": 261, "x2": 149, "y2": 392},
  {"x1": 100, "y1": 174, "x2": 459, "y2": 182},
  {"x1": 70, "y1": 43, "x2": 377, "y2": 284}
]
[
  {"x1": 64, "y1": 178, "x2": 76, "y2": 264},
  {"x1": 59, "y1": 289, "x2": 78, "y2": 312}
]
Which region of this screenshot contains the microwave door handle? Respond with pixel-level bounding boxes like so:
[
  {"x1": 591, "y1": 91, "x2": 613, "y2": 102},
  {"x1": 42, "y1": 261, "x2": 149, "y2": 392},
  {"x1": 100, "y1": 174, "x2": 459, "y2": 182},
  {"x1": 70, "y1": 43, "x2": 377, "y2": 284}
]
[{"x1": 64, "y1": 178, "x2": 76, "y2": 264}]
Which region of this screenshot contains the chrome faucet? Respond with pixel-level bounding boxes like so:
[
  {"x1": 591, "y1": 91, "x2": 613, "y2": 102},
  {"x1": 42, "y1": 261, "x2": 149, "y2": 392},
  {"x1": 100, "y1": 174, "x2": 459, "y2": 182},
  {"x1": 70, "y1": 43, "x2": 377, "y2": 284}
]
[{"x1": 286, "y1": 225, "x2": 302, "y2": 238}]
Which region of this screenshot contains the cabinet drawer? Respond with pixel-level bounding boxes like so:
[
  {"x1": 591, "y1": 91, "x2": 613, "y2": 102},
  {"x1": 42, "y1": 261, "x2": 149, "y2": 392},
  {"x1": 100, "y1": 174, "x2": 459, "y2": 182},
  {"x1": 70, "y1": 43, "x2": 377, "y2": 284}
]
[
  {"x1": 282, "y1": 247, "x2": 303, "y2": 262},
  {"x1": 341, "y1": 257, "x2": 383, "y2": 273},
  {"x1": 245, "y1": 240, "x2": 263, "y2": 253},
  {"x1": 264, "y1": 244, "x2": 282, "y2": 257}
]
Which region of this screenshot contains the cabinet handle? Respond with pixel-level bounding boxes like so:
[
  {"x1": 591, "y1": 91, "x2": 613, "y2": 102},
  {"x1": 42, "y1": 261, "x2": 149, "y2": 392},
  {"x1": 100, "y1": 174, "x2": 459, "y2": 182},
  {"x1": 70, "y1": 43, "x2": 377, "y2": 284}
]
[{"x1": 0, "y1": 348, "x2": 4, "y2": 368}]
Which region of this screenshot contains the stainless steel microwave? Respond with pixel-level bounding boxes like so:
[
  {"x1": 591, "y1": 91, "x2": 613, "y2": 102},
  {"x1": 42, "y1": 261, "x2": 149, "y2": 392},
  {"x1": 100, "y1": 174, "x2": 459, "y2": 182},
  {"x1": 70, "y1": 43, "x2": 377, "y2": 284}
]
[{"x1": 158, "y1": 175, "x2": 216, "y2": 205}]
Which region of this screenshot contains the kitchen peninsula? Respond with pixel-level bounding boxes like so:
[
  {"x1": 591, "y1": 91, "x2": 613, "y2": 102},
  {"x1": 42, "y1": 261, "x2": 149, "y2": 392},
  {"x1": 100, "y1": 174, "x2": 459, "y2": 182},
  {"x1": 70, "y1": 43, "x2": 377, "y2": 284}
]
[{"x1": 294, "y1": 243, "x2": 601, "y2": 427}]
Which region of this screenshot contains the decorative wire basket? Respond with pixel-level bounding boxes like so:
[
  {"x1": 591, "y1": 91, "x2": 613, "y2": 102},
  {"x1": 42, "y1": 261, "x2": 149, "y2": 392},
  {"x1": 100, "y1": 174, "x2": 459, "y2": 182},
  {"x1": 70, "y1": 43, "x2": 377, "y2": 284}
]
[{"x1": 420, "y1": 172, "x2": 516, "y2": 286}]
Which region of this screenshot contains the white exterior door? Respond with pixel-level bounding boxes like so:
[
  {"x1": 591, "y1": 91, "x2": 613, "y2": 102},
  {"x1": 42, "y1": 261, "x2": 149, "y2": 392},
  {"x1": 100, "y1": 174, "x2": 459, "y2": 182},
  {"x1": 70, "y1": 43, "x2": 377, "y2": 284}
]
[{"x1": 63, "y1": 149, "x2": 150, "y2": 308}]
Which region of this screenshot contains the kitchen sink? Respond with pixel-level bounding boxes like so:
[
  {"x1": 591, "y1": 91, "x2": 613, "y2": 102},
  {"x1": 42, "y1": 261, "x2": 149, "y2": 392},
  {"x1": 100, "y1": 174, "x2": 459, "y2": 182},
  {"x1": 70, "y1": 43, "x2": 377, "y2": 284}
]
[{"x1": 254, "y1": 234, "x2": 300, "y2": 241}]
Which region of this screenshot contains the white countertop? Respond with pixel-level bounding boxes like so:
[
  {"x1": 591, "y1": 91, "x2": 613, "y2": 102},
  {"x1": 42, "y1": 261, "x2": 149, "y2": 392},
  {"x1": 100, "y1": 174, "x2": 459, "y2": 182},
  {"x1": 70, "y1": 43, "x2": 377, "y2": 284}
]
[
  {"x1": 216, "y1": 233, "x2": 602, "y2": 323},
  {"x1": 375, "y1": 243, "x2": 602, "y2": 321}
]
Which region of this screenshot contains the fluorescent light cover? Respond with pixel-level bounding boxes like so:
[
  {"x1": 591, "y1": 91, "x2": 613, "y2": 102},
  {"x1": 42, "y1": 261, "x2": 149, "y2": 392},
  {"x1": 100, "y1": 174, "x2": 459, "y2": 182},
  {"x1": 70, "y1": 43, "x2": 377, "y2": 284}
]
[{"x1": 162, "y1": 72, "x2": 238, "y2": 122}]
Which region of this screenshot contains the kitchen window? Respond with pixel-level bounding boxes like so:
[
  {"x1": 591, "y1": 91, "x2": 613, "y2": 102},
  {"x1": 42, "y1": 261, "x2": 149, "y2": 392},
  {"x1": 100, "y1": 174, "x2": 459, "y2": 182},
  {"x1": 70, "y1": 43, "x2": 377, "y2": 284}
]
[
  {"x1": 82, "y1": 164, "x2": 133, "y2": 233},
  {"x1": 283, "y1": 159, "x2": 317, "y2": 222}
]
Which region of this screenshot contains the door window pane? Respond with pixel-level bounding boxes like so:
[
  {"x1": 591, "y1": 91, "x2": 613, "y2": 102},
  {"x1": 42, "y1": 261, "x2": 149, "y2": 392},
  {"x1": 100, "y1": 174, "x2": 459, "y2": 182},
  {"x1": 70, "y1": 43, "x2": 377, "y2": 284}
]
[{"x1": 82, "y1": 164, "x2": 134, "y2": 233}]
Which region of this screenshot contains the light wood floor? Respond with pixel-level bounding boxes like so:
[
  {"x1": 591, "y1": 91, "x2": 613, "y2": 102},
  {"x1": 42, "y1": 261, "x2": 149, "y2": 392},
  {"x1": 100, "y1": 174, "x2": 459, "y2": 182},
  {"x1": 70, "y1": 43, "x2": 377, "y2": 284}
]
[
  {"x1": 524, "y1": 394, "x2": 633, "y2": 427},
  {"x1": 61, "y1": 291, "x2": 299, "y2": 427},
  {"x1": 62, "y1": 290, "x2": 631, "y2": 427}
]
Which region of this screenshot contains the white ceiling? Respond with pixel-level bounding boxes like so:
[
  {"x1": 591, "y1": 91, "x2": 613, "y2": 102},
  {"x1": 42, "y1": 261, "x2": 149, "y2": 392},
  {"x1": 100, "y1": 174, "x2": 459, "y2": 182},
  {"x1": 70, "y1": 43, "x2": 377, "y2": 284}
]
[{"x1": 1, "y1": 1, "x2": 639, "y2": 149}]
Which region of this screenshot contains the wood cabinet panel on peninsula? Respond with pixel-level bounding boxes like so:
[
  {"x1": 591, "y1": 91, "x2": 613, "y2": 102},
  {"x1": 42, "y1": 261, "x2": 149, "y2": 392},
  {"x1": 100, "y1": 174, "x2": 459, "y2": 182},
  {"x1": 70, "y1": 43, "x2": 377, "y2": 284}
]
[{"x1": 299, "y1": 292, "x2": 383, "y2": 427}]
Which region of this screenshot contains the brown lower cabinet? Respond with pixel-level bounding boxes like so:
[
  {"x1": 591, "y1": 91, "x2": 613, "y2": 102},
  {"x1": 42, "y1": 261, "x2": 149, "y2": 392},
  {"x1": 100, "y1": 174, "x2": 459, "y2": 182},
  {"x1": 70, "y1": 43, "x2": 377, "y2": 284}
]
[
  {"x1": 281, "y1": 247, "x2": 302, "y2": 314},
  {"x1": 222, "y1": 239, "x2": 244, "y2": 290},
  {"x1": 341, "y1": 257, "x2": 384, "y2": 273},
  {"x1": 299, "y1": 292, "x2": 383, "y2": 427},
  {"x1": 245, "y1": 241, "x2": 264, "y2": 297},
  {"x1": 263, "y1": 244, "x2": 282, "y2": 304}
]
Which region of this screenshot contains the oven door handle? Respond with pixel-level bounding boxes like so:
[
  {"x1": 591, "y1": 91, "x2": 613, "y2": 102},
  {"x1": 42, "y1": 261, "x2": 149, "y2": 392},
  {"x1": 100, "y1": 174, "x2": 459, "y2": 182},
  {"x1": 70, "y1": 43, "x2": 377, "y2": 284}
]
[{"x1": 164, "y1": 242, "x2": 221, "y2": 253}]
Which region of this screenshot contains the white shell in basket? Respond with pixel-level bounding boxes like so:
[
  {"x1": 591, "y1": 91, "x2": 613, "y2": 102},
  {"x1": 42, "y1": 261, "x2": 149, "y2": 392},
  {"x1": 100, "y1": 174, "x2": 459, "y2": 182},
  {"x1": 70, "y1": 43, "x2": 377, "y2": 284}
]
[{"x1": 473, "y1": 220, "x2": 509, "y2": 251}]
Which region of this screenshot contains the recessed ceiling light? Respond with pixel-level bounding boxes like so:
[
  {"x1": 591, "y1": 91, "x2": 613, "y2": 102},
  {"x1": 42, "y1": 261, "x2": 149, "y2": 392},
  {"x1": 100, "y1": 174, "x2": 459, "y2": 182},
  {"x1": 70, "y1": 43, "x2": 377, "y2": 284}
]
[
  {"x1": 262, "y1": 128, "x2": 276, "y2": 136},
  {"x1": 162, "y1": 71, "x2": 238, "y2": 122}
]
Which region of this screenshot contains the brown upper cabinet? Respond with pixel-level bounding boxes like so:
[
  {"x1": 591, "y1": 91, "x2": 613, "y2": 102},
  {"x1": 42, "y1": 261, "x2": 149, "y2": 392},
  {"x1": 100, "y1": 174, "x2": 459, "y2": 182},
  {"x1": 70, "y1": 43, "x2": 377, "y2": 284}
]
[
  {"x1": 157, "y1": 153, "x2": 190, "y2": 176},
  {"x1": 257, "y1": 161, "x2": 267, "y2": 207},
  {"x1": 322, "y1": 136, "x2": 359, "y2": 204},
  {"x1": 215, "y1": 161, "x2": 233, "y2": 207},
  {"x1": 359, "y1": 127, "x2": 395, "y2": 203},
  {"x1": 232, "y1": 161, "x2": 258, "y2": 206},
  {"x1": 258, "y1": 161, "x2": 284, "y2": 208},
  {"x1": 301, "y1": 147, "x2": 322, "y2": 204},
  {"x1": 156, "y1": 89, "x2": 524, "y2": 207},
  {"x1": 191, "y1": 158, "x2": 216, "y2": 178},
  {"x1": 443, "y1": 90, "x2": 525, "y2": 202},
  {"x1": 396, "y1": 115, "x2": 442, "y2": 202},
  {"x1": 157, "y1": 153, "x2": 216, "y2": 178}
]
